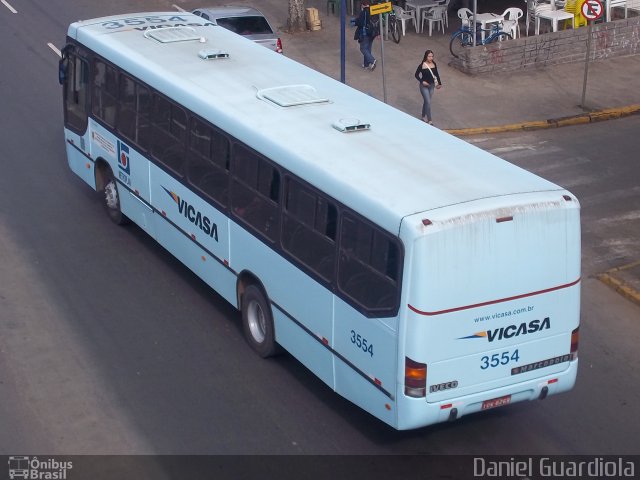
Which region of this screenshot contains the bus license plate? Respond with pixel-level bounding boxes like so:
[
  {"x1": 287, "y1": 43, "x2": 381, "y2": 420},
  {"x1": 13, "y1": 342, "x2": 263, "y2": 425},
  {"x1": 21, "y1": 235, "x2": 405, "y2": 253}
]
[{"x1": 481, "y1": 394, "x2": 512, "y2": 410}]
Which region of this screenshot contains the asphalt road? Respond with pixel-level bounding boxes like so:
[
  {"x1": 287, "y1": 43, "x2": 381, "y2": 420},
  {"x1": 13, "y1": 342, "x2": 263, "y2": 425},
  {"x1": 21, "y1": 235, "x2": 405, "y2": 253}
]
[
  {"x1": 1, "y1": 0, "x2": 639, "y2": 462},
  {"x1": 466, "y1": 118, "x2": 640, "y2": 278}
]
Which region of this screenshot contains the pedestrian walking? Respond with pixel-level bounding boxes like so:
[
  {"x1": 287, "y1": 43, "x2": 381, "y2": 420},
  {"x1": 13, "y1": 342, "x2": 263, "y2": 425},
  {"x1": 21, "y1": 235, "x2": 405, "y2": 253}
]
[
  {"x1": 354, "y1": 0, "x2": 378, "y2": 71},
  {"x1": 414, "y1": 50, "x2": 443, "y2": 125}
]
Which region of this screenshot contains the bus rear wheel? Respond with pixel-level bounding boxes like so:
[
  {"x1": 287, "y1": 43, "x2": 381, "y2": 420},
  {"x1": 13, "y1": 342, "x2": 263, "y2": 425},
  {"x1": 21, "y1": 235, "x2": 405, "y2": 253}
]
[
  {"x1": 241, "y1": 284, "x2": 279, "y2": 358},
  {"x1": 103, "y1": 169, "x2": 129, "y2": 225}
]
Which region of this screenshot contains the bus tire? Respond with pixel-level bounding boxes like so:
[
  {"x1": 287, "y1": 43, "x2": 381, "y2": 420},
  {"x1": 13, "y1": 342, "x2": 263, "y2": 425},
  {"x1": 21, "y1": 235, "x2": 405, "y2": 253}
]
[
  {"x1": 241, "y1": 284, "x2": 279, "y2": 358},
  {"x1": 103, "y1": 168, "x2": 129, "y2": 225}
]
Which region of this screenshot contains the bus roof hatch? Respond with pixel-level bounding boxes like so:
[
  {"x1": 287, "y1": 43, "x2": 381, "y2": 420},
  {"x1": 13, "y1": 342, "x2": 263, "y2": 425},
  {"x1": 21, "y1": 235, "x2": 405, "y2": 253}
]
[
  {"x1": 256, "y1": 85, "x2": 330, "y2": 108},
  {"x1": 144, "y1": 27, "x2": 202, "y2": 43}
]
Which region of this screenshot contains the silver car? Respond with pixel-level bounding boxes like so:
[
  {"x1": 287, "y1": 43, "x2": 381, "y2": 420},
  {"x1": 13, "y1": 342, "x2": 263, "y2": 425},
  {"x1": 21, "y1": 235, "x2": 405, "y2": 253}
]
[{"x1": 192, "y1": 6, "x2": 283, "y2": 53}]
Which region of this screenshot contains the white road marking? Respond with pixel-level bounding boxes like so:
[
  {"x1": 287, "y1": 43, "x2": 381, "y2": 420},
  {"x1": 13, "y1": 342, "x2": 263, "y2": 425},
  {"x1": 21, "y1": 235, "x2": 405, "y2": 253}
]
[
  {"x1": 557, "y1": 174, "x2": 601, "y2": 188},
  {"x1": 598, "y1": 238, "x2": 639, "y2": 248},
  {"x1": 48, "y1": 42, "x2": 62, "y2": 58},
  {"x1": 488, "y1": 145, "x2": 538, "y2": 155},
  {"x1": 528, "y1": 155, "x2": 592, "y2": 174},
  {"x1": 580, "y1": 186, "x2": 640, "y2": 208},
  {"x1": 172, "y1": 4, "x2": 186, "y2": 12},
  {"x1": 596, "y1": 210, "x2": 640, "y2": 226},
  {"x1": 2, "y1": 0, "x2": 17, "y2": 13}
]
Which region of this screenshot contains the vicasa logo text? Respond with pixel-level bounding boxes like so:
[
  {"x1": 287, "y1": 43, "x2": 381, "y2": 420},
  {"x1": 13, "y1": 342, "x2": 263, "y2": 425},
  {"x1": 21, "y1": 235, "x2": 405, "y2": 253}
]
[{"x1": 460, "y1": 317, "x2": 551, "y2": 342}]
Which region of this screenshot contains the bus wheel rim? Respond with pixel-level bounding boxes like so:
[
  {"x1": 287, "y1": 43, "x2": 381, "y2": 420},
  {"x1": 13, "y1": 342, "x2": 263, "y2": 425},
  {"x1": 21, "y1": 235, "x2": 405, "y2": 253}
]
[
  {"x1": 248, "y1": 300, "x2": 266, "y2": 343},
  {"x1": 105, "y1": 181, "x2": 119, "y2": 210}
]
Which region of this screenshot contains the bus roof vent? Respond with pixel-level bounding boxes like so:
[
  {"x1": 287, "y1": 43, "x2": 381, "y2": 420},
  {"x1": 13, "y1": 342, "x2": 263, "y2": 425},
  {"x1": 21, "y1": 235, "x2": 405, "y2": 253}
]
[
  {"x1": 256, "y1": 85, "x2": 329, "y2": 108},
  {"x1": 198, "y1": 48, "x2": 229, "y2": 60},
  {"x1": 332, "y1": 117, "x2": 371, "y2": 133},
  {"x1": 144, "y1": 27, "x2": 202, "y2": 43}
]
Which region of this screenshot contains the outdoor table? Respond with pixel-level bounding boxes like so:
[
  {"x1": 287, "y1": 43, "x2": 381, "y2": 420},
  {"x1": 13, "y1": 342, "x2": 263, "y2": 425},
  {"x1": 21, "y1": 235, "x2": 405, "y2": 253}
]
[
  {"x1": 405, "y1": 0, "x2": 440, "y2": 33},
  {"x1": 536, "y1": 8, "x2": 574, "y2": 33},
  {"x1": 472, "y1": 12, "x2": 504, "y2": 41}
]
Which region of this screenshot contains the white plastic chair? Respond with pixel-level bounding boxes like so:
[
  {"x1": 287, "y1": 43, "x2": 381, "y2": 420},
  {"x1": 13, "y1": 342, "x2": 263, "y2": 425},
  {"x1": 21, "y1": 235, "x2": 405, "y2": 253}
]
[
  {"x1": 627, "y1": 0, "x2": 640, "y2": 17},
  {"x1": 439, "y1": 0, "x2": 452, "y2": 28},
  {"x1": 525, "y1": 0, "x2": 552, "y2": 36},
  {"x1": 607, "y1": 0, "x2": 626, "y2": 21},
  {"x1": 392, "y1": 5, "x2": 417, "y2": 35},
  {"x1": 457, "y1": 7, "x2": 473, "y2": 28},
  {"x1": 421, "y1": 5, "x2": 446, "y2": 36},
  {"x1": 607, "y1": 0, "x2": 640, "y2": 21},
  {"x1": 501, "y1": 7, "x2": 523, "y2": 38}
]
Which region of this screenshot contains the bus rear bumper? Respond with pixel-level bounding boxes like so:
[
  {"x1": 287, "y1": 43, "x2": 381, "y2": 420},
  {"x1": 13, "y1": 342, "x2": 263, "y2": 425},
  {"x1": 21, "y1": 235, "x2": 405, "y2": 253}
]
[{"x1": 396, "y1": 359, "x2": 578, "y2": 430}]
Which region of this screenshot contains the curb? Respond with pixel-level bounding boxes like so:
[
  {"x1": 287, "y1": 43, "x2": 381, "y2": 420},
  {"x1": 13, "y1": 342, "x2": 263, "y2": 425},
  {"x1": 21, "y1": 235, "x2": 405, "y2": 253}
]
[
  {"x1": 444, "y1": 104, "x2": 640, "y2": 136},
  {"x1": 597, "y1": 260, "x2": 640, "y2": 308}
]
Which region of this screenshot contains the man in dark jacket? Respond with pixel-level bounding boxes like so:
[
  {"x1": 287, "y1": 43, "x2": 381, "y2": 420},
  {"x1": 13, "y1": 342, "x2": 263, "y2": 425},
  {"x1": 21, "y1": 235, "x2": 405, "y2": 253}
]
[{"x1": 354, "y1": 0, "x2": 377, "y2": 70}]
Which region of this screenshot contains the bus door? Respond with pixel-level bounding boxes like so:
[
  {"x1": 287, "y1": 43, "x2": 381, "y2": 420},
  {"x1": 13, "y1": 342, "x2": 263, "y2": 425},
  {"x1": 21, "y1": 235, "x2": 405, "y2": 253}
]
[
  {"x1": 91, "y1": 62, "x2": 155, "y2": 237},
  {"x1": 60, "y1": 45, "x2": 93, "y2": 188},
  {"x1": 113, "y1": 137, "x2": 155, "y2": 237}
]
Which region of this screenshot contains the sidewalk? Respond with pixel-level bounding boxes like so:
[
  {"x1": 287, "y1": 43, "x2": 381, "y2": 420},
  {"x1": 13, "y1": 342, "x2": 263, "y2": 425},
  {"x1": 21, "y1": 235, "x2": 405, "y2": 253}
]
[
  {"x1": 278, "y1": 2, "x2": 640, "y2": 132},
  {"x1": 598, "y1": 262, "x2": 640, "y2": 308}
]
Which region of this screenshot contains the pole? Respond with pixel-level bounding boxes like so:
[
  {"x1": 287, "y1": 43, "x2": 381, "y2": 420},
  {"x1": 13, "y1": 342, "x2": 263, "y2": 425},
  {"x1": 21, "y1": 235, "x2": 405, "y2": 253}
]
[
  {"x1": 340, "y1": 0, "x2": 346, "y2": 83},
  {"x1": 472, "y1": 0, "x2": 477, "y2": 47},
  {"x1": 580, "y1": 20, "x2": 593, "y2": 109},
  {"x1": 380, "y1": 12, "x2": 387, "y2": 103}
]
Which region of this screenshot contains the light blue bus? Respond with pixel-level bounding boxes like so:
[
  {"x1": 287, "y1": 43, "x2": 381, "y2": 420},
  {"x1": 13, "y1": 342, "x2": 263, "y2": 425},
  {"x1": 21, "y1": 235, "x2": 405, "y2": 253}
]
[{"x1": 60, "y1": 12, "x2": 581, "y2": 429}]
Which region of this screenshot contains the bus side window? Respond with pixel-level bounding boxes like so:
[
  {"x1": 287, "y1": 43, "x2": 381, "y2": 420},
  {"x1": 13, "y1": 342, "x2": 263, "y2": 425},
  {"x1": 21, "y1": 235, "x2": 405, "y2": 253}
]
[
  {"x1": 151, "y1": 95, "x2": 186, "y2": 176},
  {"x1": 117, "y1": 74, "x2": 151, "y2": 150},
  {"x1": 282, "y1": 177, "x2": 337, "y2": 282},
  {"x1": 231, "y1": 145, "x2": 280, "y2": 242},
  {"x1": 187, "y1": 117, "x2": 230, "y2": 208},
  {"x1": 91, "y1": 59, "x2": 118, "y2": 127},
  {"x1": 338, "y1": 214, "x2": 400, "y2": 315}
]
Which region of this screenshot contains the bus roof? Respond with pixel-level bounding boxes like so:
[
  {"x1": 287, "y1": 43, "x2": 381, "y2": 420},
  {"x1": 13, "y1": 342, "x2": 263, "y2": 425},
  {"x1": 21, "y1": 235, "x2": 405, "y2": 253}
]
[{"x1": 68, "y1": 12, "x2": 562, "y2": 235}]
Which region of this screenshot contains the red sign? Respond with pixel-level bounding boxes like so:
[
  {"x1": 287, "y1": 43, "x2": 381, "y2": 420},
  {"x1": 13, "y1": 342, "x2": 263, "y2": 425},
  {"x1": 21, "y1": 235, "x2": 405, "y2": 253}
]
[{"x1": 581, "y1": 0, "x2": 604, "y2": 20}]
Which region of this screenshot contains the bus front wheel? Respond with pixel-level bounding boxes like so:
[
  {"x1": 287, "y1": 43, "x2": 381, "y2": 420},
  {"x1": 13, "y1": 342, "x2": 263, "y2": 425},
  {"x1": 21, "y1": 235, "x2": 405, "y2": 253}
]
[
  {"x1": 103, "y1": 169, "x2": 129, "y2": 225},
  {"x1": 241, "y1": 284, "x2": 279, "y2": 358}
]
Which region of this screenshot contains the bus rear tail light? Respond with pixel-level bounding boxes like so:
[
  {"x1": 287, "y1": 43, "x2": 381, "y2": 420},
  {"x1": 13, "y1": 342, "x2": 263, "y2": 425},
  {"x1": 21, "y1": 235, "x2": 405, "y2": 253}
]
[
  {"x1": 405, "y1": 357, "x2": 427, "y2": 398},
  {"x1": 570, "y1": 327, "x2": 579, "y2": 359}
]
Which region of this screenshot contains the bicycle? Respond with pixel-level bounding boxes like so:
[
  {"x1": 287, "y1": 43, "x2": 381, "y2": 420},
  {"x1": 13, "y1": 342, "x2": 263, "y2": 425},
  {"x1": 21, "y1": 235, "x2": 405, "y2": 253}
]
[
  {"x1": 386, "y1": 9, "x2": 401, "y2": 44},
  {"x1": 449, "y1": 23, "x2": 512, "y2": 58},
  {"x1": 369, "y1": 0, "x2": 401, "y2": 44}
]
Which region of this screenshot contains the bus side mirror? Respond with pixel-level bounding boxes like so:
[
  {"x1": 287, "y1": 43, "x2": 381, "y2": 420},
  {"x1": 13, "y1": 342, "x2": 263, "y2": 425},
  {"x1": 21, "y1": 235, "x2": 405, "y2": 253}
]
[
  {"x1": 58, "y1": 44, "x2": 72, "y2": 85},
  {"x1": 58, "y1": 57, "x2": 68, "y2": 85}
]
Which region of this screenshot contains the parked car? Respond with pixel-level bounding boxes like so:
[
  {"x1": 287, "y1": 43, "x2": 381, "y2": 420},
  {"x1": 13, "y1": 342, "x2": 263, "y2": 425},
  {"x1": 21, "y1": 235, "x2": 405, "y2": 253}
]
[{"x1": 192, "y1": 6, "x2": 283, "y2": 53}]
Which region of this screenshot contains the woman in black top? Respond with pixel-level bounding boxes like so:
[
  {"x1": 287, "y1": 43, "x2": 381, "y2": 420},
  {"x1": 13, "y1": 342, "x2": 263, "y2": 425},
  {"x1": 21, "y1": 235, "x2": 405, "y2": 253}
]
[{"x1": 414, "y1": 50, "x2": 443, "y2": 125}]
